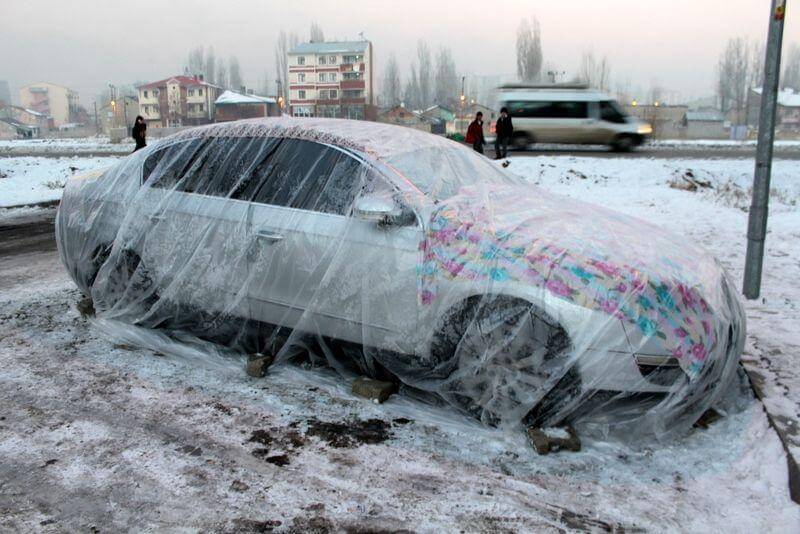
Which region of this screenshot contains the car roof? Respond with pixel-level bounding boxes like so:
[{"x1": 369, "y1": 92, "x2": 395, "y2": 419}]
[
  {"x1": 167, "y1": 117, "x2": 460, "y2": 163},
  {"x1": 498, "y1": 90, "x2": 612, "y2": 102}
]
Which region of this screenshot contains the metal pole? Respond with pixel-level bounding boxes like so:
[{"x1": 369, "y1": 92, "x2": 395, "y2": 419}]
[{"x1": 743, "y1": 0, "x2": 787, "y2": 299}]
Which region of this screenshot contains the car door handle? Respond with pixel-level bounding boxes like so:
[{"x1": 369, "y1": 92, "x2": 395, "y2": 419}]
[
  {"x1": 255, "y1": 231, "x2": 284, "y2": 243},
  {"x1": 150, "y1": 214, "x2": 166, "y2": 223}
]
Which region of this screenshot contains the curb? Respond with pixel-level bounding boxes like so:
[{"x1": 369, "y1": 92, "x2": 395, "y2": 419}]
[
  {"x1": 1, "y1": 199, "x2": 60, "y2": 210},
  {"x1": 742, "y1": 363, "x2": 800, "y2": 504}
]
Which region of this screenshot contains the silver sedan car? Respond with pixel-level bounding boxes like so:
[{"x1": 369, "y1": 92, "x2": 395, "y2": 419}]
[{"x1": 56, "y1": 118, "x2": 744, "y2": 435}]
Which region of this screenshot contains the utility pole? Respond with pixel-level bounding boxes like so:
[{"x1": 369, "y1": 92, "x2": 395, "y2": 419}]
[{"x1": 743, "y1": 0, "x2": 787, "y2": 299}]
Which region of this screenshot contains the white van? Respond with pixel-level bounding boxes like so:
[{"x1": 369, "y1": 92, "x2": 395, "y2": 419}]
[{"x1": 495, "y1": 84, "x2": 652, "y2": 151}]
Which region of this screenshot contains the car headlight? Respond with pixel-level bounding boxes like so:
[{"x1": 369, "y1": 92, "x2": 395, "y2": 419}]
[{"x1": 637, "y1": 124, "x2": 653, "y2": 135}]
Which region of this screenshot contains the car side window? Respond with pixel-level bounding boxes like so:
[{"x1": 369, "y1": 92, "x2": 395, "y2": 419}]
[
  {"x1": 600, "y1": 101, "x2": 627, "y2": 124},
  {"x1": 507, "y1": 100, "x2": 587, "y2": 119},
  {"x1": 248, "y1": 139, "x2": 364, "y2": 215},
  {"x1": 142, "y1": 138, "x2": 207, "y2": 189}
]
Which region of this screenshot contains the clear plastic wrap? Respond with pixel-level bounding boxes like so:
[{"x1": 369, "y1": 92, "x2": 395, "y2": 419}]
[{"x1": 55, "y1": 117, "x2": 746, "y2": 439}]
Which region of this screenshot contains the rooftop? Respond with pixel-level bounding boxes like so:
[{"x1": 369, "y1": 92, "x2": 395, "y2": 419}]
[
  {"x1": 685, "y1": 111, "x2": 725, "y2": 122},
  {"x1": 752, "y1": 87, "x2": 800, "y2": 107},
  {"x1": 215, "y1": 90, "x2": 276, "y2": 105},
  {"x1": 137, "y1": 75, "x2": 220, "y2": 90},
  {"x1": 289, "y1": 41, "x2": 369, "y2": 55}
]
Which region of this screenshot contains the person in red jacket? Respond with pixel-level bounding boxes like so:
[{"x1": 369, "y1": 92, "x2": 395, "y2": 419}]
[{"x1": 465, "y1": 111, "x2": 485, "y2": 154}]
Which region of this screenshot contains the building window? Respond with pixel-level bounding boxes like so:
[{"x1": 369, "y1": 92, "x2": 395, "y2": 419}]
[
  {"x1": 143, "y1": 90, "x2": 149, "y2": 98},
  {"x1": 319, "y1": 56, "x2": 326, "y2": 65},
  {"x1": 329, "y1": 89, "x2": 337, "y2": 99},
  {"x1": 319, "y1": 90, "x2": 328, "y2": 100},
  {"x1": 329, "y1": 55, "x2": 336, "y2": 63},
  {"x1": 188, "y1": 89, "x2": 194, "y2": 96},
  {"x1": 330, "y1": 73, "x2": 337, "y2": 82},
  {"x1": 154, "y1": 89, "x2": 159, "y2": 97},
  {"x1": 298, "y1": 90, "x2": 306, "y2": 99},
  {"x1": 319, "y1": 73, "x2": 326, "y2": 82},
  {"x1": 297, "y1": 56, "x2": 305, "y2": 65},
  {"x1": 342, "y1": 55, "x2": 363, "y2": 64},
  {"x1": 198, "y1": 89, "x2": 203, "y2": 96},
  {"x1": 343, "y1": 72, "x2": 362, "y2": 80},
  {"x1": 298, "y1": 73, "x2": 305, "y2": 82}
]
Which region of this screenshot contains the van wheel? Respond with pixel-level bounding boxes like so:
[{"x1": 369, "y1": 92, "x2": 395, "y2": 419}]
[
  {"x1": 611, "y1": 134, "x2": 637, "y2": 152},
  {"x1": 511, "y1": 133, "x2": 533, "y2": 151},
  {"x1": 429, "y1": 296, "x2": 581, "y2": 428}
]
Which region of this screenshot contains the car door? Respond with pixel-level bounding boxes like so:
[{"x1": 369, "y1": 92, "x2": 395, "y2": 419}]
[
  {"x1": 242, "y1": 139, "x2": 421, "y2": 353},
  {"x1": 136, "y1": 136, "x2": 271, "y2": 319}
]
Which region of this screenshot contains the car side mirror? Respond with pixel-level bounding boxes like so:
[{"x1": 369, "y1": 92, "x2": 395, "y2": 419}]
[{"x1": 354, "y1": 195, "x2": 410, "y2": 226}]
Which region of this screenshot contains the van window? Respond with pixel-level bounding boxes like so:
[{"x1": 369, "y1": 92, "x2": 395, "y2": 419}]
[
  {"x1": 507, "y1": 101, "x2": 588, "y2": 119},
  {"x1": 600, "y1": 101, "x2": 627, "y2": 124}
]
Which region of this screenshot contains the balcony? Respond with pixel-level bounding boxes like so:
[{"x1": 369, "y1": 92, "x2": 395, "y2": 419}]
[{"x1": 340, "y1": 80, "x2": 365, "y2": 91}]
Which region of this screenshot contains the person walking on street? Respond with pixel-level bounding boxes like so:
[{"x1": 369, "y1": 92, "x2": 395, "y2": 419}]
[
  {"x1": 465, "y1": 111, "x2": 485, "y2": 154},
  {"x1": 132, "y1": 116, "x2": 147, "y2": 152},
  {"x1": 494, "y1": 107, "x2": 513, "y2": 159}
]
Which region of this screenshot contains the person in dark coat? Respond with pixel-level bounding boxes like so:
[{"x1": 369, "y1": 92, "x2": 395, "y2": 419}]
[
  {"x1": 132, "y1": 116, "x2": 147, "y2": 152},
  {"x1": 494, "y1": 107, "x2": 513, "y2": 159},
  {"x1": 465, "y1": 111, "x2": 485, "y2": 154}
]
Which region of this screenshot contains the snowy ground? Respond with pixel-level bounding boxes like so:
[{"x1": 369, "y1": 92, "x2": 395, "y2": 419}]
[
  {"x1": 652, "y1": 139, "x2": 800, "y2": 148},
  {"x1": 1, "y1": 150, "x2": 799, "y2": 531},
  {"x1": 0, "y1": 156, "x2": 118, "y2": 207},
  {"x1": 0, "y1": 137, "x2": 133, "y2": 156}
]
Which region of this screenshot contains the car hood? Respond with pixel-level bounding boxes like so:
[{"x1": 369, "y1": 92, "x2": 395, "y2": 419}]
[{"x1": 417, "y1": 184, "x2": 742, "y2": 378}]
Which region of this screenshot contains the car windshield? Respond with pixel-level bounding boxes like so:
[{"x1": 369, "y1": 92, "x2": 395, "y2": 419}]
[{"x1": 385, "y1": 146, "x2": 522, "y2": 201}]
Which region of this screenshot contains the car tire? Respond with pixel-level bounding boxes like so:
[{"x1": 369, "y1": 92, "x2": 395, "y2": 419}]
[
  {"x1": 511, "y1": 133, "x2": 533, "y2": 151},
  {"x1": 429, "y1": 295, "x2": 581, "y2": 428},
  {"x1": 93, "y1": 248, "x2": 158, "y2": 320},
  {"x1": 611, "y1": 134, "x2": 637, "y2": 152}
]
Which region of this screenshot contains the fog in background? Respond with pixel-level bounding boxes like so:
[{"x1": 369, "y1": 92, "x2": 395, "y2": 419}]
[{"x1": 1, "y1": 0, "x2": 798, "y2": 104}]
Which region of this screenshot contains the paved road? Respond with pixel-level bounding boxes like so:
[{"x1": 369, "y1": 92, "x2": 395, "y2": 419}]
[
  {"x1": 4, "y1": 145, "x2": 800, "y2": 160},
  {"x1": 0, "y1": 208, "x2": 57, "y2": 258},
  {"x1": 505, "y1": 145, "x2": 800, "y2": 160}
]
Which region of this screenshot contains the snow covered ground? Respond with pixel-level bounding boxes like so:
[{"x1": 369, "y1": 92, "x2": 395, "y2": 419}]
[
  {"x1": 0, "y1": 137, "x2": 133, "y2": 156},
  {"x1": 1, "y1": 151, "x2": 799, "y2": 531},
  {"x1": 652, "y1": 139, "x2": 800, "y2": 148},
  {"x1": 0, "y1": 156, "x2": 118, "y2": 207}
]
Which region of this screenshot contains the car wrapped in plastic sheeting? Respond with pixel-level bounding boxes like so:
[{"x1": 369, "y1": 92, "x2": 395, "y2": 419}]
[{"x1": 55, "y1": 117, "x2": 746, "y2": 438}]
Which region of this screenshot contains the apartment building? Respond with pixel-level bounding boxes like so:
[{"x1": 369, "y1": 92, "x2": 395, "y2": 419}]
[
  {"x1": 18, "y1": 82, "x2": 80, "y2": 127},
  {"x1": 137, "y1": 75, "x2": 221, "y2": 128},
  {"x1": 287, "y1": 40, "x2": 375, "y2": 120}
]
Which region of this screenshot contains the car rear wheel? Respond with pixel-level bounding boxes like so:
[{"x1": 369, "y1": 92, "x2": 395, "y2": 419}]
[
  {"x1": 430, "y1": 296, "x2": 581, "y2": 428},
  {"x1": 92, "y1": 248, "x2": 159, "y2": 321},
  {"x1": 511, "y1": 133, "x2": 533, "y2": 151}
]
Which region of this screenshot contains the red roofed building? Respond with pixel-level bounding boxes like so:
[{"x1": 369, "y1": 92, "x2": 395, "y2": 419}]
[{"x1": 136, "y1": 75, "x2": 221, "y2": 128}]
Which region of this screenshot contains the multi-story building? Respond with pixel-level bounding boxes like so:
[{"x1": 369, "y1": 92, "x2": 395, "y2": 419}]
[
  {"x1": 287, "y1": 41, "x2": 375, "y2": 120},
  {"x1": 136, "y1": 75, "x2": 221, "y2": 128},
  {"x1": 18, "y1": 82, "x2": 80, "y2": 127}
]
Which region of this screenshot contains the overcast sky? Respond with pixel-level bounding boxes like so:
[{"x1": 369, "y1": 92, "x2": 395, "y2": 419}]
[{"x1": 2, "y1": 0, "x2": 798, "y2": 105}]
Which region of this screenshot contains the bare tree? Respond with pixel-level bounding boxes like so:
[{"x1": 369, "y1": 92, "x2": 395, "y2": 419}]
[
  {"x1": 516, "y1": 17, "x2": 543, "y2": 83},
  {"x1": 216, "y1": 57, "x2": 228, "y2": 89},
  {"x1": 228, "y1": 56, "x2": 243, "y2": 91},
  {"x1": 404, "y1": 66, "x2": 420, "y2": 110},
  {"x1": 275, "y1": 30, "x2": 299, "y2": 103},
  {"x1": 186, "y1": 46, "x2": 205, "y2": 76},
  {"x1": 417, "y1": 40, "x2": 433, "y2": 109},
  {"x1": 434, "y1": 46, "x2": 458, "y2": 107},
  {"x1": 310, "y1": 22, "x2": 325, "y2": 43},
  {"x1": 782, "y1": 43, "x2": 800, "y2": 90},
  {"x1": 717, "y1": 37, "x2": 751, "y2": 124},
  {"x1": 205, "y1": 46, "x2": 216, "y2": 84},
  {"x1": 578, "y1": 50, "x2": 611, "y2": 90},
  {"x1": 381, "y1": 53, "x2": 402, "y2": 107},
  {"x1": 260, "y1": 69, "x2": 272, "y2": 96}
]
